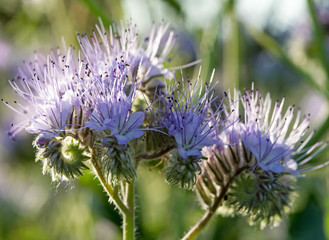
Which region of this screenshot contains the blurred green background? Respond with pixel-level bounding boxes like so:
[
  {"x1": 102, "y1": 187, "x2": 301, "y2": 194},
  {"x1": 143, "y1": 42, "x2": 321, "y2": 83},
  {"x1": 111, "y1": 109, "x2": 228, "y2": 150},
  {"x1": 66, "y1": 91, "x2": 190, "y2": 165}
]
[{"x1": 1, "y1": 0, "x2": 329, "y2": 239}]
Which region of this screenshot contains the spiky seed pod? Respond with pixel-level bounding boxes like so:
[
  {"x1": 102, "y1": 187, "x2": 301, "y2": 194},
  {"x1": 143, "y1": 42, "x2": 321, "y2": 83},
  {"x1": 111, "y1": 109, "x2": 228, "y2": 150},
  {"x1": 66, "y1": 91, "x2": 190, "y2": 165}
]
[
  {"x1": 132, "y1": 87, "x2": 176, "y2": 161},
  {"x1": 133, "y1": 129, "x2": 175, "y2": 161},
  {"x1": 141, "y1": 78, "x2": 166, "y2": 101},
  {"x1": 129, "y1": 88, "x2": 174, "y2": 161},
  {"x1": 145, "y1": 130, "x2": 176, "y2": 157},
  {"x1": 35, "y1": 136, "x2": 90, "y2": 181},
  {"x1": 100, "y1": 137, "x2": 136, "y2": 183}
]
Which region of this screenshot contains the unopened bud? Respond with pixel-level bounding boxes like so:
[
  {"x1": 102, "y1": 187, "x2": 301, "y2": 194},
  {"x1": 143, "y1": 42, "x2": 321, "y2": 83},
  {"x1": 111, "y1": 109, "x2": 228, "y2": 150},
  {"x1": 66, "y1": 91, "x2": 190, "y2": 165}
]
[
  {"x1": 36, "y1": 135, "x2": 90, "y2": 181},
  {"x1": 165, "y1": 153, "x2": 201, "y2": 189}
]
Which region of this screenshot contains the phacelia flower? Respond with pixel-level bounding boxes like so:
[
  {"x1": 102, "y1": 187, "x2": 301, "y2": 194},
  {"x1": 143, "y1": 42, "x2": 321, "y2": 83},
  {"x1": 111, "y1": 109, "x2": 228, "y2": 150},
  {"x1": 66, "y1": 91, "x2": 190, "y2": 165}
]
[
  {"x1": 3, "y1": 19, "x2": 178, "y2": 183},
  {"x1": 240, "y1": 85, "x2": 328, "y2": 174},
  {"x1": 3, "y1": 48, "x2": 80, "y2": 139},
  {"x1": 83, "y1": 69, "x2": 145, "y2": 182},
  {"x1": 197, "y1": 85, "x2": 328, "y2": 228},
  {"x1": 74, "y1": 20, "x2": 178, "y2": 183},
  {"x1": 78, "y1": 20, "x2": 175, "y2": 89},
  {"x1": 84, "y1": 78, "x2": 145, "y2": 145},
  {"x1": 2, "y1": 46, "x2": 92, "y2": 180},
  {"x1": 154, "y1": 70, "x2": 232, "y2": 189},
  {"x1": 76, "y1": 20, "x2": 177, "y2": 183},
  {"x1": 160, "y1": 80, "x2": 215, "y2": 159}
]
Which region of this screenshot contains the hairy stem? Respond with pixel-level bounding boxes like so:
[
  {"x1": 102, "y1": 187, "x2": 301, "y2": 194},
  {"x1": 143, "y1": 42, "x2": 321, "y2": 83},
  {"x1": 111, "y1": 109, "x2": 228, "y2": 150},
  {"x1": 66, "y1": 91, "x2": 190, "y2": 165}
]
[
  {"x1": 123, "y1": 180, "x2": 135, "y2": 240},
  {"x1": 182, "y1": 167, "x2": 248, "y2": 240},
  {"x1": 91, "y1": 153, "x2": 129, "y2": 215},
  {"x1": 182, "y1": 209, "x2": 214, "y2": 240},
  {"x1": 182, "y1": 189, "x2": 226, "y2": 240}
]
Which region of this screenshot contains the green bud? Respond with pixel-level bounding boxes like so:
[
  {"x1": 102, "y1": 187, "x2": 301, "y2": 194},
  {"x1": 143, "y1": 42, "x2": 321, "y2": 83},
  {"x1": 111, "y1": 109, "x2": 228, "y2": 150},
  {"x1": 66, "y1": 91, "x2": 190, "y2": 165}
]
[
  {"x1": 36, "y1": 136, "x2": 90, "y2": 181},
  {"x1": 100, "y1": 136, "x2": 136, "y2": 183},
  {"x1": 165, "y1": 152, "x2": 202, "y2": 189}
]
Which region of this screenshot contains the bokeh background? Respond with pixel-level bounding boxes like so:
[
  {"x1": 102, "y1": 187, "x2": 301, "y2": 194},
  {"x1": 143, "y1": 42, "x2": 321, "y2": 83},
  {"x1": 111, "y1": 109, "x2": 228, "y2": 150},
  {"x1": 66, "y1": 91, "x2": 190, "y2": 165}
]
[{"x1": 1, "y1": 0, "x2": 329, "y2": 239}]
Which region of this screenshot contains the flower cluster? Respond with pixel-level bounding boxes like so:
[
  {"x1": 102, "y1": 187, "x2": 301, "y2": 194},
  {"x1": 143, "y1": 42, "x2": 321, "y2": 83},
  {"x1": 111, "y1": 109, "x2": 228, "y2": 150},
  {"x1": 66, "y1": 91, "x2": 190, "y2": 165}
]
[
  {"x1": 3, "y1": 19, "x2": 329, "y2": 230},
  {"x1": 4, "y1": 20, "x2": 228, "y2": 188},
  {"x1": 3, "y1": 20, "x2": 178, "y2": 183},
  {"x1": 196, "y1": 85, "x2": 328, "y2": 227}
]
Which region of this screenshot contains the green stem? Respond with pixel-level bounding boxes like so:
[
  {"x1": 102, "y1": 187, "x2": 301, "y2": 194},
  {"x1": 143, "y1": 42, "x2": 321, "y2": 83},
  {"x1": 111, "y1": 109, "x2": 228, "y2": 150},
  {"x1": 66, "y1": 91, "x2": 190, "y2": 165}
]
[
  {"x1": 123, "y1": 181, "x2": 135, "y2": 240},
  {"x1": 91, "y1": 155, "x2": 129, "y2": 215},
  {"x1": 182, "y1": 183, "x2": 227, "y2": 240},
  {"x1": 182, "y1": 209, "x2": 214, "y2": 240},
  {"x1": 182, "y1": 167, "x2": 248, "y2": 240}
]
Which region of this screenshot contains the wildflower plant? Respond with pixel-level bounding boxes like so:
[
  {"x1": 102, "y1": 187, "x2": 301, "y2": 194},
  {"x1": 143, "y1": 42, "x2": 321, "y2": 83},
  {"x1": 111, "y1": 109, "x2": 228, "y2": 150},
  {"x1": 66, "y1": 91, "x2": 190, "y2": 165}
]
[{"x1": 3, "y1": 18, "x2": 329, "y2": 240}]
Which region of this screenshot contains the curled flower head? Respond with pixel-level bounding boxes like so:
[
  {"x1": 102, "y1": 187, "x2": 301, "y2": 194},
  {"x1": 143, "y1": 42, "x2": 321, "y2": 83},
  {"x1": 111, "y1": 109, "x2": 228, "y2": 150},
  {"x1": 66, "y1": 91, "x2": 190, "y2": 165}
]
[
  {"x1": 36, "y1": 136, "x2": 90, "y2": 181},
  {"x1": 196, "y1": 84, "x2": 328, "y2": 227},
  {"x1": 2, "y1": 47, "x2": 94, "y2": 180}
]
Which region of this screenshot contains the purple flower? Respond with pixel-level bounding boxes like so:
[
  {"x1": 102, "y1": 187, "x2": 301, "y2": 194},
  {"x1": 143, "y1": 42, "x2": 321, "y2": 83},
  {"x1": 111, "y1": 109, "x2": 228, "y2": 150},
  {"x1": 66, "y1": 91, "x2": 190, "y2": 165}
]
[
  {"x1": 3, "y1": 47, "x2": 83, "y2": 140},
  {"x1": 3, "y1": 20, "x2": 179, "y2": 183},
  {"x1": 226, "y1": 85, "x2": 327, "y2": 174},
  {"x1": 196, "y1": 85, "x2": 329, "y2": 228},
  {"x1": 200, "y1": 84, "x2": 328, "y2": 190},
  {"x1": 78, "y1": 20, "x2": 175, "y2": 85},
  {"x1": 158, "y1": 73, "x2": 222, "y2": 160},
  {"x1": 242, "y1": 127, "x2": 294, "y2": 173},
  {"x1": 154, "y1": 71, "x2": 233, "y2": 189},
  {"x1": 85, "y1": 91, "x2": 145, "y2": 145},
  {"x1": 81, "y1": 52, "x2": 145, "y2": 146},
  {"x1": 167, "y1": 113, "x2": 215, "y2": 159},
  {"x1": 241, "y1": 86, "x2": 328, "y2": 174},
  {"x1": 76, "y1": 20, "x2": 176, "y2": 147}
]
